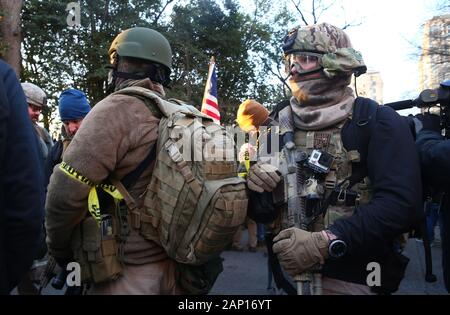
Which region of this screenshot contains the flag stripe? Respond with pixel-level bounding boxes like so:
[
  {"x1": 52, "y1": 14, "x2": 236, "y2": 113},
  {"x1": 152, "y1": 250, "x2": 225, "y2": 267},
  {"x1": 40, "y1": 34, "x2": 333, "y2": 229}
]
[
  {"x1": 202, "y1": 103, "x2": 220, "y2": 116},
  {"x1": 201, "y1": 59, "x2": 220, "y2": 123},
  {"x1": 202, "y1": 109, "x2": 220, "y2": 121},
  {"x1": 205, "y1": 95, "x2": 217, "y2": 104}
]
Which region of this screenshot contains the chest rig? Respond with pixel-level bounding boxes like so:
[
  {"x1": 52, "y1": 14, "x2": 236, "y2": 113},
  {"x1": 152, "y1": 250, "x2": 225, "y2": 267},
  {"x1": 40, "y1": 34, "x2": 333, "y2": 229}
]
[{"x1": 276, "y1": 103, "x2": 373, "y2": 231}]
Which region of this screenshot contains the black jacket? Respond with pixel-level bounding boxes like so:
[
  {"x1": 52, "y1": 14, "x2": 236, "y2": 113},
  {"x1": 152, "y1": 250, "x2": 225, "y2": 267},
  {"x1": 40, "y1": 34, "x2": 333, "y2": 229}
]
[
  {"x1": 323, "y1": 104, "x2": 423, "y2": 285},
  {"x1": 0, "y1": 60, "x2": 45, "y2": 294},
  {"x1": 416, "y1": 130, "x2": 450, "y2": 188},
  {"x1": 416, "y1": 129, "x2": 450, "y2": 292},
  {"x1": 45, "y1": 139, "x2": 64, "y2": 188}
]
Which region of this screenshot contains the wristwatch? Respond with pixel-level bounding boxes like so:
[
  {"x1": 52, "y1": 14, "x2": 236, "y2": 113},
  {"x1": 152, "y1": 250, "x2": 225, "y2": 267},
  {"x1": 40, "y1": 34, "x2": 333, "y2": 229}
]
[{"x1": 323, "y1": 230, "x2": 347, "y2": 259}]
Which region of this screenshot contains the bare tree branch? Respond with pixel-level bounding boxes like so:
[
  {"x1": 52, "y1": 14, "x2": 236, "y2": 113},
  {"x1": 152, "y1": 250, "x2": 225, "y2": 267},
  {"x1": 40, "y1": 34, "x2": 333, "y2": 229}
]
[
  {"x1": 316, "y1": 0, "x2": 334, "y2": 21},
  {"x1": 153, "y1": 0, "x2": 176, "y2": 26},
  {"x1": 290, "y1": 0, "x2": 309, "y2": 25},
  {"x1": 312, "y1": 0, "x2": 317, "y2": 24},
  {"x1": 341, "y1": 20, "x2": 363, "y2": 30},
  {"x1": 261, "y1": 55, "x2": 291, "y2": 96}
]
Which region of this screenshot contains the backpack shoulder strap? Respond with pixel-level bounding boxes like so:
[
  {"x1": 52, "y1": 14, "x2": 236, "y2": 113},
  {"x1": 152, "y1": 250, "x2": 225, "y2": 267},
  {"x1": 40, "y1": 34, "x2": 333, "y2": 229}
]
[
  {"x1": 113, "y1": 86, "x2": 212, "y2": 121},
  {"x1": 112, "y1": 86, "x2": 181, "y2": 117},
  {"x1": 342, "y1": 97, "x2": 379, "y2": 187}
]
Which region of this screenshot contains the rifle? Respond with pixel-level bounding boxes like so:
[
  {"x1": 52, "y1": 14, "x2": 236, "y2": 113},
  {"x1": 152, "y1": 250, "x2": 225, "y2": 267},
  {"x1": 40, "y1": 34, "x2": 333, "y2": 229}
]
[{"x1": 276, "y1": 131, "x2": 323, "y2": 295}]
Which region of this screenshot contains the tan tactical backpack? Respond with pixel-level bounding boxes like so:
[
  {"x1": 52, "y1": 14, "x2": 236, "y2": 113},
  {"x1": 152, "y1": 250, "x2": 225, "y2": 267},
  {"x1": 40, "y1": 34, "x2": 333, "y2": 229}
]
[{"x1": 116, "y1": 87, "x2": 248, "y2": 266}]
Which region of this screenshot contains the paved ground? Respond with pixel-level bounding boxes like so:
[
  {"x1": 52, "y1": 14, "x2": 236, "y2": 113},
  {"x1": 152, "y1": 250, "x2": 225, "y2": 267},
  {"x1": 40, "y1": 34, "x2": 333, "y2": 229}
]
[
  {"x1": 13, "y1": 228, "x2": 448, "y2": 295},
  {"x1": 209, "y1": 229, "x2": 448, "y2": 295}
]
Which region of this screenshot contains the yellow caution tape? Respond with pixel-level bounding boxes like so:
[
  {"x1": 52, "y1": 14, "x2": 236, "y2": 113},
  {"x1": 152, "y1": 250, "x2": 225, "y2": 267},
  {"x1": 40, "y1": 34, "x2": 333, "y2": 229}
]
[
  {"x1": 244, "y1": 149, "x2": 250, "y2": 172},
  {"x1": 59, "y1": 162, "x2": 123, "y2": 226},
  {"x1": 238, "y1": 150, "x2": 251, "y2": 178}
]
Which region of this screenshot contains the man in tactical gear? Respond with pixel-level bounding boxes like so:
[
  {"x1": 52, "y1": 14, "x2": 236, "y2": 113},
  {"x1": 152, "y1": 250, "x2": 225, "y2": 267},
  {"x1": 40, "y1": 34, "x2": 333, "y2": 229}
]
[
  {"x1": 415, "y1": 111, "x2": 450, "y2": 292},
  {"x1": 21, "y1": 82, "x2": 53, "y2": 164},
  {"x1": 247, "y1": 23, "x2": 422, "y2": 294},
  {"x1": 45, "y1": 27, "x2": 181, "y2": 294}
]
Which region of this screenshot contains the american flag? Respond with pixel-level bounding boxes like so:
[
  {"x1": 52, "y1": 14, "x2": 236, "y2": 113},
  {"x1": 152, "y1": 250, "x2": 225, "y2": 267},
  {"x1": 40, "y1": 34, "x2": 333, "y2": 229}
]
[{"x1": 201, "y1": 57, "x2": 220, "y2": 123}]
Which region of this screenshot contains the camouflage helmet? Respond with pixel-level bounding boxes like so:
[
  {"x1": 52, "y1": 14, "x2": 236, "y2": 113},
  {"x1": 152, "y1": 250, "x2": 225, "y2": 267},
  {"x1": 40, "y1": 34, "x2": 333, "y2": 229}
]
[
  {"x1": 108, "y1": 27, "x2": 172, "y2": 73},
  {"x1": 282, "y1": 23, "x2": 367, "y2": 78},
  {"x1": 21, "y1": 82, "x2": 47, "y2": 107}
]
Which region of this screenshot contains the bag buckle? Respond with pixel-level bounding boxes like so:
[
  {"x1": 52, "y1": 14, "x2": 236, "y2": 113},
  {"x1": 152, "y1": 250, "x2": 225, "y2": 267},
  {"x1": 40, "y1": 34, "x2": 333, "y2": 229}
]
[{"x1": 131, "y1": 211, "x2": 141, "y2": 230}]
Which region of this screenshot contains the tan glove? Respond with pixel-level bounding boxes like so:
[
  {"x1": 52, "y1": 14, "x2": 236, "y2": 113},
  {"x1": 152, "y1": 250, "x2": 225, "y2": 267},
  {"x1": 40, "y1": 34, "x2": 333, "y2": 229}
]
[
  {"x1": 272, "y1": 228, "x2": 329, "y2": 277},
  {"x1": 247, "y1": 162, "x2": 281, "y2": 193}
]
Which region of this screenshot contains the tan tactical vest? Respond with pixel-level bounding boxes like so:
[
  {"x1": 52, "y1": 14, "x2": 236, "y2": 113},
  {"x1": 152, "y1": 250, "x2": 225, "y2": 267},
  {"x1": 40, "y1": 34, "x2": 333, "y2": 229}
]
[
  {"x1": 277, "y1": 104, "x2": 372, "y2": 230},
  {"x1": 292, "y1": 124, "x2": 372, "y2": 228}
]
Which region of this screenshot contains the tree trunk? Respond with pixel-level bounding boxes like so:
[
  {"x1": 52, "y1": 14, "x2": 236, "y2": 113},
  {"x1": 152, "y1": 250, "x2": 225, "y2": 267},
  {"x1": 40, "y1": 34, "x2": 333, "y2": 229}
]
[{"x1": 0, "y1": 0, "x2": 23, "y2": 76}]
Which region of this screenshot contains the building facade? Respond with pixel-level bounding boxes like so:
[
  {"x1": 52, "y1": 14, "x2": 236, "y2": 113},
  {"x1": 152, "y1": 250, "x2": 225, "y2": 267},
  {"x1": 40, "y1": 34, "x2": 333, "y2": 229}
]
[
  {"x1": 419, "y1": 15, "x2": 450, "y2": 91},
  {"x1": 351, "y1": 71, "x2": 384, "y2": 105}
]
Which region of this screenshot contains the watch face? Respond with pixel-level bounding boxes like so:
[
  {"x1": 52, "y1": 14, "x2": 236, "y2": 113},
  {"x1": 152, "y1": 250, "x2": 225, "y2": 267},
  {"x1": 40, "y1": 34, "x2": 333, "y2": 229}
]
[{"x1": 329, "y1": 240, "x2": 347, "y2": 258}]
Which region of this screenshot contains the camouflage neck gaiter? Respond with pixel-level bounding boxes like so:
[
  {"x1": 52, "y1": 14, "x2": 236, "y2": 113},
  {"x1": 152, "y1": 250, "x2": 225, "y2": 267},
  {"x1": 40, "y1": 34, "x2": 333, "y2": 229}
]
[{"x1": 289, "y1": 75, "x2": 354, "y2": 130}]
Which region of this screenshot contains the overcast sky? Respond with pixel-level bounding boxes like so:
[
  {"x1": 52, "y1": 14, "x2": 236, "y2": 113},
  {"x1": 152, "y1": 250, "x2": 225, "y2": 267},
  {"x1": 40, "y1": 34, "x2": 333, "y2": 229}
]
[{"x1": 342, "y1": 0, "x2": 443, "y2": 103}]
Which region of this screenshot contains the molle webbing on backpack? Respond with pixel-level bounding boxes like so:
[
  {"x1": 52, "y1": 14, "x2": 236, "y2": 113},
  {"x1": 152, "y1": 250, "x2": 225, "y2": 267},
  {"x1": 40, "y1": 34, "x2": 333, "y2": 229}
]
[{"x1": 112, "y1": 86, "x2": 248, "y2": 265}]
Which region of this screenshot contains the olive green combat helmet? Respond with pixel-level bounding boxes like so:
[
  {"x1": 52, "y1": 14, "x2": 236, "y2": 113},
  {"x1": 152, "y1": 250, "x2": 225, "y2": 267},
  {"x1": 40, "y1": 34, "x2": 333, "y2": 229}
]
[
  {"x1": 282, "y1": 23, "x2": 367, "y2": 79},
  {"x1": 107, "y1": 27, "x2": 173, "y2": 88},
  {"x1": 108, "y1": 27, "x2": 172, "y2": 73}
]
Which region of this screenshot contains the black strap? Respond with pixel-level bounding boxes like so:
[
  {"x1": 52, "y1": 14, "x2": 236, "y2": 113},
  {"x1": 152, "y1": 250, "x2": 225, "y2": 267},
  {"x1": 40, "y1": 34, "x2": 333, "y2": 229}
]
[
  {"x1": 266, "y1": 233, "x2": 296, "y2": 295},
  {"x1": 420, "y1": 216, "x2": 437, "y2": 283},
  {"x1": 343, "y1": 97, "x2": 378, "y2": 188},
  {"x1": 121, "y1": 145, "x2": 157, "y2": 190},
  {"x1": 97, "y1": 145, "x2": 157, "y2": 212}
]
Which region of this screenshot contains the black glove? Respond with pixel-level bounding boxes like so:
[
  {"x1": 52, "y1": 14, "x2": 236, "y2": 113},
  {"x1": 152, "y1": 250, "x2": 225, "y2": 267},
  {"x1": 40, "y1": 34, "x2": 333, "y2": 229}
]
[
  {"x1": 247, "y1": 190, "x2": 280, "y2": 224},
  {"x1": 416, "y1": 113, "x2": 441, "y2": 133}
]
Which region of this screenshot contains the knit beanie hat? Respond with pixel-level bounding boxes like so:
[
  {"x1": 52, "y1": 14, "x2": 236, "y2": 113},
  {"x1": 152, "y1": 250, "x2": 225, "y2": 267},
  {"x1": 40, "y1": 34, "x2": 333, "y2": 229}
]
[
  {"x1": 236, "y1": 99, "x2": 269, "y2": 132},
  {"x1": 58, "y1": 89, "x2": 91, "y2": 121}
]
